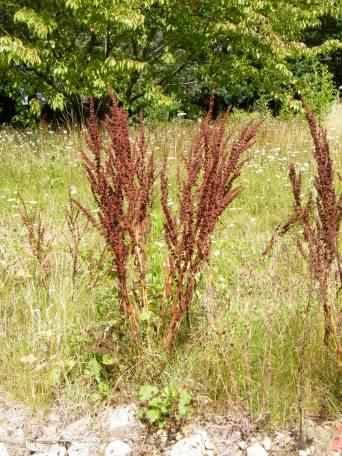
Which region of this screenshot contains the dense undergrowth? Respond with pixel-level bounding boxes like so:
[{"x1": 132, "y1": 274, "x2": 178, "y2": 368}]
[{"x1": 0, "y1": 105, "x2": 341, "y2": 427}]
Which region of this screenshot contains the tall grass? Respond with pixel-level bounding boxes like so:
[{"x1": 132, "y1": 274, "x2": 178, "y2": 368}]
[{"x1": 0, "y1": 112, "x2": 341, "y2": 425}]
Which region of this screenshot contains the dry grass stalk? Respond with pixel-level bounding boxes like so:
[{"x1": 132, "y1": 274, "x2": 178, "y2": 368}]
[
  {"x1": 19, "y1": 197, "x2": 52, "y2": 278},
  {"x1": 264, "y1": 105, "x2": 342, "y2": 360},
  {"x1": 161, "y1": 107, "x2": 259, "y2": 350},
  {"x1": 76, "y1": 98, "x2": 155, "y2": 338},
  {"x1": 65, "y1": 192, "x2": 89, "y2": 290}
]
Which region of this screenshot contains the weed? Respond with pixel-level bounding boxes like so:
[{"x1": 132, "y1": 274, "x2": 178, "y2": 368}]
[
  {"x1": 264, "y1": 105, "x2": 342, "y2": 361},
  {"x1": 137, "y1": 384, "x2": 192, "y2": 429},
  {"x1": 161, "y1": 106, "x2": 260, "y2": 349},
  {"x1": 65, "y1": 190, "x2": 89, "y2": 291},
  {"x1": 19, "y1": 196, "x2": 53, "y2": 278},
  {"x1": 76, "y1": 99, "x2": 155, "y2": 338}
]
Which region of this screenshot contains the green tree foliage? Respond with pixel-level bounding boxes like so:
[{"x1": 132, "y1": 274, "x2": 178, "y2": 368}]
[
  {"x1": 303, "y1": 6, "x2": 342, "y2": 91},
  {"x1": 1, "y1": 0, "x2": 342, "y2": 123}
]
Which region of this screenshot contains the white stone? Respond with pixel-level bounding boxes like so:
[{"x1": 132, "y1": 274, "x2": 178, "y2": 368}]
[
  {"x1": 47, "y1": 445, "x2": 67, "y2": 456},
  {"x1": 100, "y1": 405, "x2": 142, "y2": 438},
  {"x1": 204, "y1": 439, "x2": 216, "y2": 451},
  {"x1": 246, "y1": 443, "x2": 268, "y2": 456},
  {"x1": 298, "y1": 450, "x2": 311, "y2": 456},
  {"x1": 60, "y1": 416, "x2": 92, "y2": 440},
  {"x1": 41, "y1": 424, "x2": 59, "y2": 440},
  {"x1": 68, "y1": 442, "x2": 95, "y2": 456},
  {"x1": 0, "y1": 443, "x2": 9, "y2": 456},
  {"x1": 36, "y1": 445, "x2": 67, "y2": 456},
  {"x1": 105, "y1": 440, "x2": 132, "y2": 456},
  {"x1": 262, "y1": 437, "x2": 272, "y2": 451},
  {"x1": 238, "y1": 441, "x2": 247, "y2": 450},
  {"x1": 167, "y1": 430, "x2": 217, "y2": 456},
  {"x1": 0, "y1": 427, "x2": 8, "y2": 440},
  {"x1": 6, "y1": 426, "x2": 25, "y2": 443}
]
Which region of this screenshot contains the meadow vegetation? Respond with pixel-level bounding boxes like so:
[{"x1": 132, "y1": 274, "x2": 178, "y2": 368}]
[{"x1": 0, "y1": 105, "x2": 341, "y2": 429}]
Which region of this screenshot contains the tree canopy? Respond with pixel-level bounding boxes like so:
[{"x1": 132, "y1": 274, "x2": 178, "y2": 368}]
[{"x1": 1, "y1": 0, "x2": 342, "y2": 124}]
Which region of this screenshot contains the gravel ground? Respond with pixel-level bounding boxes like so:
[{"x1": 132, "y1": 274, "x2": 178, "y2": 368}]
[{"x1": 0, "y1": 391, "x2": 340, "y2": 456}]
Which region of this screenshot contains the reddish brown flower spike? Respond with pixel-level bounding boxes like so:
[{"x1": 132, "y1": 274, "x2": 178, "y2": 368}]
[
  {"x1": 265, "y1": 104, "x2": 342, "y2": 359},
  {"x1": 76, "y1": 97, "x2": 155, "y2": 338},
  {"x1": 162, "y1": 109, "x2": 259, "y2": 350}
]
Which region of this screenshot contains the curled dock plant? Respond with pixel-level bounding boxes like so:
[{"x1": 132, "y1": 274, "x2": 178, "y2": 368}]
[
  {"x1": 264, "y1": 106, "x2": 342, "y2": 361},
  {"x1": 161, "y1": 108, "x2": 259, "y2": 350},
  {"x1": 75, "y1": 99, "x2": 155, "y2": 339}
]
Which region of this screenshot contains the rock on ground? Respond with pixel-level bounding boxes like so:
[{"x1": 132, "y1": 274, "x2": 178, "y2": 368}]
[
  {"x1": 246, "y1": 442, "x2": 268, "y2": 456},
  {"x1": 166, "y1": 429, "x2": 217, "y2": 456},
  {"x1": 35, "y1": 444, "x2": 67, "y2": 456},
  {"x1": 60, "y1": 416, "x2": 92, "y2": 441},
  {"x1": 99, "y1": 404, "x2": 143, "y2": 440},
  {"x1": 105, "y1": 440, "x2": 132, "y2": 456},
  {"x1": 67, "y1": 441, "x2": 99, "y2": 456},
  {"x1": 0, "y1": 443, "x2": 9, "y2": 456},
  {"x1": 46, "y1": 445, "x2": 67, "y2": 456},
  {"x1": 0, "y1": 390, "x2": 340, "y2": 456}
]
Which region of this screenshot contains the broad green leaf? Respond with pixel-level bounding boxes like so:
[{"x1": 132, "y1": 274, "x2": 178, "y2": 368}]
[
  {"x1": 146, "y1": 408, "x2": 161, "y2": 423},
  {"x1": 138, "y1": 384, "x2": 159, "y2": 401},
  {"x1": 101, "y1": 354, "x2": 116, "y2": 366}
]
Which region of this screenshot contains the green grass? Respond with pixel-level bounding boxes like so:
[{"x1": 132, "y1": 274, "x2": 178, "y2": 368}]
[{"x1": 0, "y1": 109, "x2": 341, "y2": 426}]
